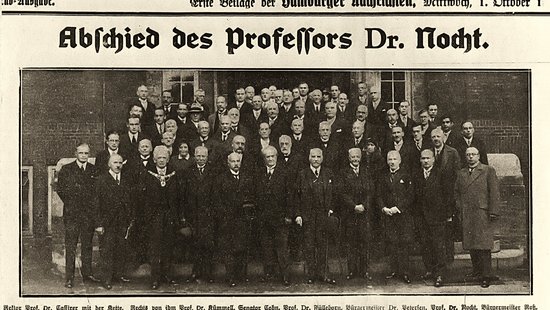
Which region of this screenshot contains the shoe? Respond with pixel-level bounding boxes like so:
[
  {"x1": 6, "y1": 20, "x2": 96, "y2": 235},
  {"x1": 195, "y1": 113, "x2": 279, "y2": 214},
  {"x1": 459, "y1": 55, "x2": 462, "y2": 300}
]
[
  {"x1": 186, "y1": 274, "x2": 198, "y2": 283},
  {"x1": 385, "y1": 272, "x2": 398, "y2": 279},
  {"x1": 151, "y1": 281, "x2": 160, "y2": 290},
  {"x1": 208, "y1": 278, "x2": 215, "y2": 284},
  {"x1": 421, "y1": 271, "x2": 434, "y2": 280},
  {"x1": 229, "y1": 279, "x2": 237, "y2": 287},
  {"x1": 117, "y1": 276, "x2": 131, "y2": 283},
  {"x1": 434, "y1": 276, "x2": 443, "y2": 287},
  {"x1": 103, "y1": 282, "x2": 112, "y2": 290},
  {"x1": 83, "y1": 275, "x2": 102, "y2": 283},
  {"x1": 346, "y1": 272, "x2": 355, "y2": 280},
  {"x1": 481, "y1": 279, "x2": 490, "y2": 288},
  {"x1": 64, "y1": 279, "x2": 73, "y2": 288},
  {"x1": 282, "y1": 276, "x2": 290, "y2": 287},
  {"x1": 324, "y1": 278, "x2": 337, "y2": 285},
  {"x1": 402, "y1": 274, "x2": 411, "y2": 284},
  {"x1": 363, "y1": 272, "x2": 373, "y2": 281},
  {"x1": 306, "y1": 278, "x2": 314, "y2": 284}
]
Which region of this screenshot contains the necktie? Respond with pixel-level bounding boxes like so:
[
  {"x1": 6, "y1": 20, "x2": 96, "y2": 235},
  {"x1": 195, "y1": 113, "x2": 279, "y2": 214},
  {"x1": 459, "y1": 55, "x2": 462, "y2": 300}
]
[
  {"x1": 467, "y1": 139, "x2": 471, "y2": 146},
  {"x1": 131, "y1": 135, "x2": 137, "y2": 144},
  {"x1": 267, "y1": 169, "x2": 273, "y2": 180},
  {"x1": 469, "y1": 167, "x2": 474, "y2": 175},
  {"x1": 424, "y1": 170, "x2": 430, "y2": 180},
  {"x1": 353, "y1": 168, "x2": 359, "y2": 176},
  {"x1": 199, "y1": 168, "x2": 204, "y2": 175},
  {"x1": 355, "y1": 138, "x2": 360, "y2": 146},
  {"x1": 234, "y1": 174, "x2": 239, "y2": 180},
  {"x1": 390, "y1": 172, "x2": 396, "y2": 182},
  {"x1": 314, "y1": 169, "x2": 319, "y2": 178},
  {"x1": 115, "y1": 174, "x2": 120, "y2": 185},
  {"x1": 416, "y1": 141, "x2": 421, "y2": 150},
  {"x1": 80, "y1": 165, "x2": 85, "y2": 173}
]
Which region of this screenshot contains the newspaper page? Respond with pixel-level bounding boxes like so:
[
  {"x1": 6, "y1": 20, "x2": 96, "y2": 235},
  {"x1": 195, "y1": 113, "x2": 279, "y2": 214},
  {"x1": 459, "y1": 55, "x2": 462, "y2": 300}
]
[{"x1": 0, "y1": 1, "x2": 546, "y2": 310}]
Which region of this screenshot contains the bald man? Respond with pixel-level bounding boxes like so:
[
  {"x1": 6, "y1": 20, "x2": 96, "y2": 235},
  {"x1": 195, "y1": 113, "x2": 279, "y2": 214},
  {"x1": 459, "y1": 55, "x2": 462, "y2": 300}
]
[
  {"x1": 139, "y1": 146, "x2": 180, "y2": 289},
  {"x1": 339, "y1": 148, "x2": 375, "y2": 281},
  {"x1": 296, "y1": 148, "x2": 339, "y2": 285},
  {"x1": 376, "y1": 150, "x2": 414, "y2": 284},
  {"x1": 455, "y1": 147, "x2": 500, "y2": 288},
  {"x1": 212, "y1": 152, "x2": 255, "y2": 287},
  {"x1": 95, "y1": 154, "x2": 134, "y2": 289}
]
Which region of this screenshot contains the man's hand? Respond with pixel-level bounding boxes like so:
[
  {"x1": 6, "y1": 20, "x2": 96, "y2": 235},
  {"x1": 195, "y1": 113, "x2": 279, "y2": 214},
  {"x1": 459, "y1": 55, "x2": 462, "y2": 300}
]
[
  {"x1": 295, "y1": 216, "x2": 303, "y2": 226},
  {"x1": 354, "y1": 204, "x2": 365, "y2": 213},
  {"x1": 95, "y1": 227, "x2": 104, "y2": 235},
  {"x1": 382, "y1": 207, "x2": 393, "y2": 216},
  {"x1": 328, "y1": 210, "x2": 334, "y2": 217},
  {"x1": 390, "y1": 206, "x2": 401, "y2": 214},
  {"x1": 489, "y1": 214, "x2": 498, "y2": 221},
  {"x1": 284, "y1": 217, "x2": 292, "y2": 224}
]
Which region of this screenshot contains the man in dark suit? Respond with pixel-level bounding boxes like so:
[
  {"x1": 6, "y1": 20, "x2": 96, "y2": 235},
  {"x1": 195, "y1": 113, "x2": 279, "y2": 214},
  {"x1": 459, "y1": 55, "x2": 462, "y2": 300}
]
[
  {"x1": 208, "y1": 96, "x2": 229, "y2": 134},
  {"x1": 354, "y1": 104, "x2": 380, "y2": 144},
  {"x1": 120, "y1": 117, "x2": 148, "y2": 157},
  {"x1": 441, "y1": 116, "x2": 462, "y2": 148},
  {"x1": 289, "y1": 119, "x2": 310, "y2": 161},
  {"x1": 455, "y1": 147, "x2": 500, "y2": 288},
  {"x1": 249, "y1": 122, "x2": 278, "y2": 167},
  {"x1": 418, "y1": 109, "x2": 436, "y2": 142},
  {"x1": 188, "y1": 121, "x2": 217, "y2": 157},
  {"x1": 339, "y1": 148, "x2": 375, "y2": 281},
  {"x1": 228, "y1": 108, "x2": 253, "y2": 141},
  {"x1": 228, "y1": 87, "x2": 253, "y2": 117},
  {"x1": 336, "y1": 93, "x2": 355, "y2": 122},
  {"x1": 211, "y1": 115, "x2": 237, "y2": 162},
  {"x1": 246, "y1": 95, "x2": 269, "y2": 131},
  {"x1": 377, "y1": 150, "x2": 414, "y2": 284},
  {"x1": 344, "y1": 120, "x2": 369, "y2": 152},
  {"x1": 428, "y1": 104, "x2": 441, "y2": 127},
  {"x1": 174, "y1": 103, "x2": 189, "y2": 128},
  {"x1": 161, "y1": 90, "x2": 178, "y2": 120},
  {"x1": 305, "y1": 89, "x2": 325, "y2": 124},
  {"x1": 144, "y1": 107, "x2": 167, "y2": 147},
  {"x1": 384, "y1": 126, "x2": 417, "y2": 174},
  {"x1": 350, "y1": 81, "x2": 369, "y2": 108},
  {"x1": 295, "y1": 148, "x2": 339, "y2": 285},
  {"x1": 293, "y1": 100, "x2": 317, "y2": 138},
  {"x1": 310, "y1": 121, "x2": 343, "y2": 170},
  {"x1": 322, "y1": 101, "x2": 349, "y2": 141},
  {"x1": 410, "y1": 125, "x2": 433, "y2": 174},
  {"x1": 56, "y1": 144, "x2": 101, "y2": 288},
  {"x1": 431, "y1": 127, "x2": 461, "y2": 262},
  {"x1": 397, "y1": 101, "x2": 417, "y2": 138},
  {"x1": 193, "y1": 89, "x2": 211, "y2": 119},
  {"x1": 95, "y1": 154, "x2": 134, "y2": 289},
  {"x1": 454, "y1": 121, "x2": 489, "y2": 168},
  {"x1": 180, "y1": 103, "x2": 204, "y2": 143},
  {"x1": 367, "y1": 86, "x2": 391, "y2": 126},
  {"x1": 212, "y1": 152, "x2": 255, "y2": 287},
  {"x1": 139, "y1": 146, "x2": 180, "y2": 289},
  {"x1": 413, "y1": 149, "x2": 454, "y2": 287},
  {"x1": 266, "y1": 101, "x2": 289, "y2": 142},
  {"x1": 181, "y1": 146, "x2": 216, "y2": 283},
  {"x1": 95, "y1": 131, "x2": 126, "y2": 175},
  {"x1": 380, "y1": 108, "x2": 401, "y2": 152},
  {"x1": 296, "y1": 82, "x2": 313, "y2": 107},
  {"x1": 131, "y1": 84, "x2": 155, "y2": 126},
  {"x1": 279, "y1": 90, "x2": 295, "y2": 124},
  {"x1": 254, "y1": 146, "x2": 293, "y2": 286}
]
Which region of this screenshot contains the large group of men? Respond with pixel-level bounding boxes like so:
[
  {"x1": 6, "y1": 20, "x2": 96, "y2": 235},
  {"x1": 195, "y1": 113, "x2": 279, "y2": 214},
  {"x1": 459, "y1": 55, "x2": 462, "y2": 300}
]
[{"x1": 56, "y1": 81, "x2": 500, "y2": 291}]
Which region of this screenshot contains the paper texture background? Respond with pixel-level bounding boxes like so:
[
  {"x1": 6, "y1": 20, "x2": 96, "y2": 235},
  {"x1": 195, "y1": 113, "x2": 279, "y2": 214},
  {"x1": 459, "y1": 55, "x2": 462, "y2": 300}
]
[{"x1": 0, "y1": 2, "x2": 547, "y2": 308}]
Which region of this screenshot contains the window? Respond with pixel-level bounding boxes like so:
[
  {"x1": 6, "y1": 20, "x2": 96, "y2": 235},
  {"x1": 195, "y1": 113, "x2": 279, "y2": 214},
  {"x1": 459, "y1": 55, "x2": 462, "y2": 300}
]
[
  {"x1": 381, "y1": 71, "x2": 407, "y2": 110},
  {"x1": 162, "y1": 70, "x2": 198, "y2": 104}
]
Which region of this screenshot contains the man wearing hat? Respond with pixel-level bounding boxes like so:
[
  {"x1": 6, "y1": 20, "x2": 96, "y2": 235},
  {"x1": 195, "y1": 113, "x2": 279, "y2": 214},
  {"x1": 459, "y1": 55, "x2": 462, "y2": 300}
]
[
  {"x1": 295, "y1": 148, "x2": 339, "y2": 285},
  {"x1": 139, "y1": 145, "x2": 180, "y2": 289},
  {"x1": 212, "y1": 152, "x2": 255, "y2": 287},
  {"x1": 180, "y1": 102, "x2": 205, "y2": 143}
]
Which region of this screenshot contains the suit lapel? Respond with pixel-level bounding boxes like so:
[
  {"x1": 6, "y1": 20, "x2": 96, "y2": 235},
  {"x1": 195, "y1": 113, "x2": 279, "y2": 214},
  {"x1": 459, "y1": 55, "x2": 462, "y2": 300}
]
[{"x1": 465, "y1": 165, "x2": 484, "y2": 188}]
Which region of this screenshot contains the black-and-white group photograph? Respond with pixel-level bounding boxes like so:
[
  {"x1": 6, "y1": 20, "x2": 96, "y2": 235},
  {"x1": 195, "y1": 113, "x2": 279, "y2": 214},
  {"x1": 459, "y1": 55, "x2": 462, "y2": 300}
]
[{"x1": 20, "y1": 69, "x2": 531, "y2": 295}]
